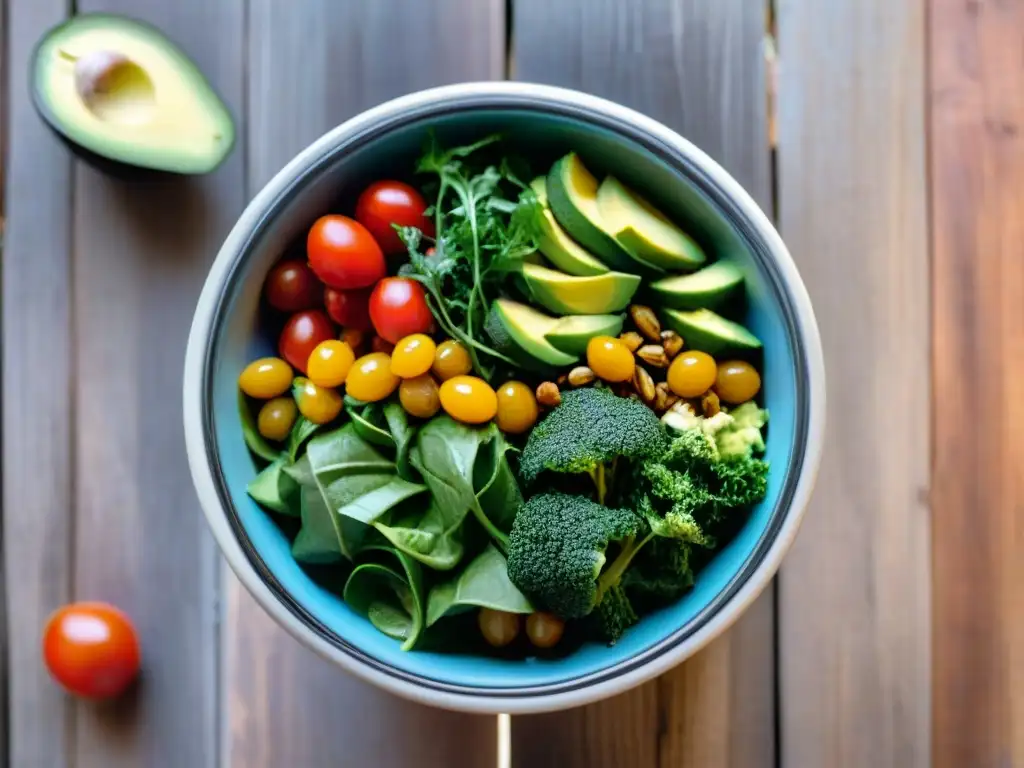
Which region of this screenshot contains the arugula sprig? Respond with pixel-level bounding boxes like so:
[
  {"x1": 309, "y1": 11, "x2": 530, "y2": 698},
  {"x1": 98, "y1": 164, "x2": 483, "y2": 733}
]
[{"x1": 397, "y1": 132, "x2": 543, "y2": 382}]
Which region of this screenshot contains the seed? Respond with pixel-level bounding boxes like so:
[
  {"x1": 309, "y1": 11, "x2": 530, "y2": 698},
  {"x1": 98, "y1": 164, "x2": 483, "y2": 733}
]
[
  {"x1": 630, "y1": 305, "x2": 662, "y2": 341},
  {"x1": 568, "y1": 366, "x2": 596, "y2": 387},
  {"x1": 556, "y1": 374, "x2": 568, "y2": 388},
  {"x1": 654, "y1": 382, "x2": 679, "y2": 412},
  {"x1": 661, "y1": 330, "x2": 684, "y2": 358},
  {"x1": 536, "y1": 381, "x2": 561, "y2": 408},
  {"x1": 632, "y1": 366, "x2": 656, "y2": 404},
  {"x1": 619, "y1": 331, "x2": 644, "y2": 353},
  {"x1": 701, "y1": 389, "x2": 721, "y2": 417},
  {"x1": 637, "y1": 344, "x2": 670, "y2": 368}
]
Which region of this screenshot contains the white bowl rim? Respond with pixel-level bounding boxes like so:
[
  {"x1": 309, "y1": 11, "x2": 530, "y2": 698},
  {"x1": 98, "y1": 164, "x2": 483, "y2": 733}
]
[{"x1": 183, "y1": 80, "x2": 826, "y2": 715}]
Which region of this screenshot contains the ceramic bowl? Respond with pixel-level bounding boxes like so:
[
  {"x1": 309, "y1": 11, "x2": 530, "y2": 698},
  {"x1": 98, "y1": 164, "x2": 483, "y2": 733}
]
[{"x1": 183, "y1": 82, "x2": 825, "y2": 714}]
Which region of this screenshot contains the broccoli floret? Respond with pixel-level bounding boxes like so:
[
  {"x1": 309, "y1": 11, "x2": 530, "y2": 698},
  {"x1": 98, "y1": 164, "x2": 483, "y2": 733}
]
[
  {"x1": 518, "y1": 387, "x2": 667, "y2": 502},
  {"x1": 591, "y1": 583, "x2": 638, "y2": 644},
  {"x1": 623, "y1": 538, "x2": 695, "y2": 611},
  {"x1": 507, "y1": 492, "x2": 641, "y2": 619}
]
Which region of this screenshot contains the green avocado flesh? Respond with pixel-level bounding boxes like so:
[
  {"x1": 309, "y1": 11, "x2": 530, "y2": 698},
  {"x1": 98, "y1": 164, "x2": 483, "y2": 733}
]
[
  {"x1": 596, "y1": 177, "x2": 707, "y2": 271},
  {"x1": 485, "y1": 299, "x2": 579, "y2": 371},
  {"x1": 546, "y1": 153, "x2": 662, "y2": 275},
  {"x1": 32, "y1": 14, "x2": 236, "y2": 174},
  {"x1": 530, "y1": 177, "x2": 610, "y2": 276},
  {"x1": 661, "y1": 308, "x2": 762, "y2": 357},
  {"x1": 543, "y1": 314, "x2": 625, "y2": 356},
  {"x1": 648, "y1": 260, "x2": 745, "y2": 310},
  {"x1": 521, "y1": 263, "x2": 641, "y2": 316}
]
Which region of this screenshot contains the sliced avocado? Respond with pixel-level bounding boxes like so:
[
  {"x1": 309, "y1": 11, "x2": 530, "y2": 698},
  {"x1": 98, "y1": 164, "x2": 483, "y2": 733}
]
[
  {"x1": 32, "y1": 14, "x2": 236, "y2": 175},
  {"x1": 546, "y1": 153, "x2": 663, "y2": 276},
  {"x1": 648, "y1": 260, "x2": 745, "y2": 310},
  {"x1": 521, "y1": 263, "x2": 641, "y2": 316},
  {"x1": 597, "y1": 177, "x2": 707, "y2": 271},
  {"x1": 529, "y1": 177, "x2": 610, "y2": 277},
  {"x1": 484, "y1": 299, "x2": 579, "y2": 371},
  {"x1": 544, "y1": 314, "x2": 625, "y2": 356},
  {"x1": 661, "y1": 308, "x2": 762, "y2": 357}
]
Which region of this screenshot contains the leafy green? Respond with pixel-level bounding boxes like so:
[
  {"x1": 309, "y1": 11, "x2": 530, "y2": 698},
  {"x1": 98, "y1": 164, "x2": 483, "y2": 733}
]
[
  {"x1": 343, "y1": 546, "x2": 425, "y2": 651},
  {"x1": 238, "y1": 389, "x2": 281, "y2": 463},
  {"x1": 346, "y1": 402, "x2": 395, "y2": 448},
  {"x1": 426, "y1": 544, "x2": 533, "y2": 627},
  {"x1": 397, "y1": 132, "x2": 544, "y2": 380},
  {"x1": 383, "y1": 402, "x2": 419, "y2": 481},
  {"x1": 373, "y1": 496, "x2": 465, "y2": 571},
  {"x1": 246, "y1": 456, "x2": 299, "y2": 516},
  {"x1": 287, "y1": 416, "x2": 321, "y2": 462},
  {"x1": 285, "y1": 454, "x2": 370, "y2": 560}
]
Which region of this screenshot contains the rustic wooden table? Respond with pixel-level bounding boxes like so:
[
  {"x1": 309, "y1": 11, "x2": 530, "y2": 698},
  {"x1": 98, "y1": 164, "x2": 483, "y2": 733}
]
[{"x1": 3, "y1": 0, "x2": 1021, "y2": 766}]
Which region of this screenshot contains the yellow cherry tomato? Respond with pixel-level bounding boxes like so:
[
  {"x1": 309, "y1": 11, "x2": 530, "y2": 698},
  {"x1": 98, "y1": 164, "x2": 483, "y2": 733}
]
[
  {"x1": 306, "y1": 340, "x2": 355, "y2": 388},
  {"x1": 667, "y1": 350, "x2": 717, "y2": 398},
  {"x1": 432, "y1": 339, "x2": 473, "y2": 381},
  {"x1": 345, "y1": 352, "x2": 400, "y2": 403},
  {"x1": 257, "y1": 396, "x2": 297, "y2": 441},
  {"x1": 526, "y1": 612, "x2": 565, "y2": 649},
  {"x1": 495, "y1": 380, "x2": 539, "y2": 435},
  {"x1": 586, "y1": 336, "x2": 635, "y2": 383},
  {"x1": 715, "y1": 360, "x2": 762, "y2": 404},
  {"x1": 399, "y1": 374, "x2": 441, "y2": 419},
  {"x1": 294, "y1": 378, "x2": 343, "y2": 424},
  {"x1": 478, "y1": 608, "x2": 520, "y2": 648},
  {"x1": 439, "y1": 375, "x2": 498, "y2": 424},
  {"x1": 390, "y1": 334, "x2": 437, "y2": 378},
  {"x1": 238, "y1": 357, "x2": 293, "y2": 399}
]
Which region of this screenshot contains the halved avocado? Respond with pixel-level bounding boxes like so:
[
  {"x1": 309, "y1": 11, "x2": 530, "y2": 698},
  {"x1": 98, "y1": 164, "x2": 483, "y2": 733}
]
[
  {"x1": 484, "y1": 299, "x2": 579, "y2": 371},
  {"x1": 661, "y1": 308, "x2": 762, "y2": 357},
  {"x1": 648, "y1": 260, "x2": 745, "y2": 310},
  {"x1": 521, "y1": 263, "x2": 641, "y2": 316},
  {"x1": 546, "y1": 153, "x2": 663, "y2": 276},
  {"x1": 544, "y1": 314, "x2": 625, "y2": 356},
  {"x1": 597, "y1": 177, "x2": 707, "y2": 271},
  {"x1": 32, "y1": 14, "x2": 236, "y2": 175},
  {"x1": 530, "y1": 177, "x2": 610, "y2": 276}
]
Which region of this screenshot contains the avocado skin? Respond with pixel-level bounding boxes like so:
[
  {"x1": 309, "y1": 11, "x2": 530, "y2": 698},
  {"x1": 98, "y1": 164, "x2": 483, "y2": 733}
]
[{"x1": 29, "y1": 13, "x2": 238, "y2": 178}]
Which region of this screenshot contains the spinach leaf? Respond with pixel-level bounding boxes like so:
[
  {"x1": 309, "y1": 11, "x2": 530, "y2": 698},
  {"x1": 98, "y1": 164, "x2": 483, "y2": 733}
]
[
  {"x1": 307, "y1": 423, "x2": 427, "y2": 524},
  {"x1": 383, "y1": 402, "x2": 419, "y2": 481},
  {"x1": 246, "y1": 456, "x2": 299, "y2": 516},
  {"x1": 413, "y1": 416, "x2": 515, "y2": 551},
  {"x1": 343, "y1": 546, "x2": 425, "y2": 650},
  {"x1": 347, "y1": 403, "x2": 395, "y2": 448},
  {"x1": 373, "y1": 496, "x2": 465, "y2": 571},
  {"x1": 426, "y1": 543, "x2": 533, "y2": 627},
  {"x1": 287, "y1": 416, "x2": 321, "y2": 462},
  {"x1": 472, "y1": 432, "x2": 522, "y2": 534},
  {"x1": 286, "y1": 454, "x2": 369, "y2": 560},
  {"x1": 238, "y1": 389, "x2": 281, "y2": 463}
]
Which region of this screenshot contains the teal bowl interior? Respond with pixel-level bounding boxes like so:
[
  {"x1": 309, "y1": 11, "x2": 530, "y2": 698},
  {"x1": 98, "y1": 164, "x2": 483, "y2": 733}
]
[{"x1": 205, "y1": 104, "x2": 808, "y2": 694}]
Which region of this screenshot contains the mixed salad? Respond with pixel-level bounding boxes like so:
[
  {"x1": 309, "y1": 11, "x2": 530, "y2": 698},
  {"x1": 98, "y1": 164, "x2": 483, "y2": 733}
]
[{"x1": 237, "y1": 133, "x2": 769, "y2": 655}]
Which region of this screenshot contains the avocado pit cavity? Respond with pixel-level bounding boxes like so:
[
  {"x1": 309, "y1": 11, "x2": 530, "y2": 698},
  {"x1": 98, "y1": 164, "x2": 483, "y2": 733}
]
[{"x1": 71, "y1": 49, "x2": 156, "y2": 125}]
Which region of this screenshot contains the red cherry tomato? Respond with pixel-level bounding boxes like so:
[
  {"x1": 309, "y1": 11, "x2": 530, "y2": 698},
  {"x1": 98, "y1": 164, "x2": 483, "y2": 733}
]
[
  {"x1": 43, "y1": 602, "x2": 141, "y2": 700},
  {"x1": 306, "y1": 215, "x2": 386, "y2": 289},
  {"x1": 262, "y1": 259, "x2": 321, "y2": 312},
  {"x1": 279, "y1": 309, "x2": 335, "y2": 373},
  {"x1": 369, "y1": 277, "x2": 434, "y2": 344},
  {"x1": 355, "y1": 180, "x2": 435, "y2": 255},
  {"x1": 324, "y1": 287, "x2": 373, "y2": 331}
]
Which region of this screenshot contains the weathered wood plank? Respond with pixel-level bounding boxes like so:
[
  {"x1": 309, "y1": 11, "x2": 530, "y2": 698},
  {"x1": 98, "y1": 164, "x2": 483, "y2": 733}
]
[
  {"x1": 510, "y1": 2, "x2": 774, "y2": 766},
  {"x1": 69, "y1": 0, "x2": 245, "y2": 765},
  {"x1": 930, "y1": 1, "x2": 1024, "y2": 766},
  {"x1": 3, "y1": 1, "x2": 74, "y2": 765},
  {"x1": 775, "y1": 1, "x2": 931, "y2": 766},
  {"x1": 224, "y1": 3, "x2": 505, "y2": 766}
]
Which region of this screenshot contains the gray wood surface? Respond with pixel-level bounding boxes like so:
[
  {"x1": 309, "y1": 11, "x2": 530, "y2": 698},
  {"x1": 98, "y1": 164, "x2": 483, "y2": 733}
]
[
  {"x1": 223, "y1": 2, "x2": 505, "y2": 766},
  {"x1": 509, "y1": 1, "x2": 775, "y2": 765},
  {"x1": 67, "y1": 0, "x2": 245, "y2": 765},
  {"x1": 775, "y1": 1, "x2": 932, "y2": 766},
  {"x1": 3, "y1": 1, "x2": 75, "y2": 765}
]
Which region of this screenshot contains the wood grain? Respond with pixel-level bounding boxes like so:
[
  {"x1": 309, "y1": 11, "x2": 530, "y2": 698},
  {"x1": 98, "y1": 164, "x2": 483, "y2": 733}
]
[
  {"x1": 930, "y1": 1, "x2": 1024, "y2": 766},
  {"x1": 223, "y1": 3, "x2": 505, "y2": 766},
  {"x1": 68, "y1": 0, "x2": 245, "y2": 765},
  {"x1": 3, "y1": 1, "x2": 75, "y2": 765},
  {"x1": 775, "y1": 1, "x2": 931, "y2": 766},
  {"x1": 510, "y1": 2, "x2": 774, "y2": 765}
]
